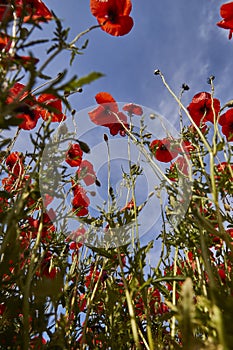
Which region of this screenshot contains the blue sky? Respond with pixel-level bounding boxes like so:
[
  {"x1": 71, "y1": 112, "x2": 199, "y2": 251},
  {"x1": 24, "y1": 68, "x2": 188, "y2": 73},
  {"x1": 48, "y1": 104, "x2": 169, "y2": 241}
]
[
  {"x1": 4, "y1": 0, "x2": 233, "y2": 257},
  {"x1": 40, "y1": 0, "x2": 233, "y2": 253},
  {"x1": 42, "y1": 0, "x2": 233, "y2": 119}
]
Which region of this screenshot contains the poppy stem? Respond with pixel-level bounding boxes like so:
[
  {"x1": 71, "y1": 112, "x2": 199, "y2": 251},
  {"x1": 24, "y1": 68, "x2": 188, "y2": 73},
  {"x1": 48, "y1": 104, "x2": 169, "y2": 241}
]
[
  {"x1": 154, "y1": 69, "x2": 212, "y2": 154},
  {"x1": 69, "y1": 24, "x2": 102, "y2": 47},
  {"x1": 111, "y1": 111, "x2": 175, "y2": 186}
]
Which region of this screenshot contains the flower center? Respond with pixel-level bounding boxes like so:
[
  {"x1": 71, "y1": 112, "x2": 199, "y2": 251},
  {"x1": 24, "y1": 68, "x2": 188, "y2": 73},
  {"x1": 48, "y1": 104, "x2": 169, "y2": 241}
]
[
  {"x1": 229, "y1": 122, "x2": 233, "y2": 131},
  {"x1": 160, "y1": 144, "x2": 168, "y2": 151},
  {"x1": 199, "y1": 106, "x2": 208, "y2": 116},
  {"x1": 107, "y1": 9, "x2": 118, "y2": 23}
]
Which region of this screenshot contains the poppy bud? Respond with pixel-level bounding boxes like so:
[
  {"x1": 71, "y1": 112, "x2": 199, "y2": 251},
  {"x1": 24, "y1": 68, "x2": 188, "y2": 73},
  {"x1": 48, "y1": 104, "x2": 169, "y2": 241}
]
[
  {"x1": 207, "y1": 75, "x2": 215, "y2": 84},
  {"x1": 154, "y1": 69, "x2": 160, "y2": 75},
  {"x1": 182, "y1": 83, "x2": 189, "y2": 91}
]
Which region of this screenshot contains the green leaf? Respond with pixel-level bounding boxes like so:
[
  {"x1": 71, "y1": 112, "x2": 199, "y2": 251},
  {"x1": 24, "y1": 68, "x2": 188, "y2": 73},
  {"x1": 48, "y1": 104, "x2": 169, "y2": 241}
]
[
  {"x1": 87, "y1": 246, "x2": 114, "y2": 259},
  {"x1": 81, "y1": 39, "x2": 89, "y2": 50},
  {"x1": 65, "y1": 72, "x2": 104, "y2": 91}
]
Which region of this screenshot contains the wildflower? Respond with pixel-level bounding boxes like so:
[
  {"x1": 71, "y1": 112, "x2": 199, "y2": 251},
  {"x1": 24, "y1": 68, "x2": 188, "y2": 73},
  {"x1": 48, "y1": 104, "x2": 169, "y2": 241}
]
[
  {"x1": 187, "y1": 92, "x2": 220, "y2": 125},
  {"x1": 38, "y1": 93, "x2": 66, "y2": 122},
  {"x1": 5, "y1": 151, "x2": 24, "y2": 176},
  {"x1": 178, "y1": 140, "x2": 195, "y2": 156},
  {"x1": 150, "y1": 138, "x2": 179, "y2": 162},
  {"x1": 122, "y1": 103, "x2": 143, "y2": 116},
  {"x1": 77, "y1": 160, "x2": 96, "y2": 185},
  {"x1": 0, "y1": 33, "x2": 39, "y2": 69},
  {"x1": 72, "y1": 184, "x2": 90, "y2": 217},
  {"x1": 219, "y1": 108, "x2": 233, "y2": 141},
  {"x1": 215, "y1": 161, "x2": 233, "y2": 179},
  {"x1": 169, "y1": 156, "x2": 189, "y2": 181},
  {"x1": 90, "y1": 0, "x2": 134, "y2": 36},
  {"x1": 41, "y1": 209, "x2": 56, "y2": 241},
  {"x1": 68, "y1": 227, "x2": 86, "y2": 251},
  {"x1": 85, "y1": 266, "x2": 101, "y2": 288},
  {"x1": 6, "y1": 82, "x2": 40, "y2": 130},
  {"x1": 89, "y1": 92, "x2": 128, "y2": 136},
  {"x1": 0, "y1": 32, "x2": 11, "y2": 51},
  {"x1": 65, "y1": 143, "x2": 83, "y2": 167},
  {"x1": 39, "y1": 251, "x2": 59, "y2": 279},
  {"x1": 121, "y1": 198, "x2": 135, "y2": 211},
  {"x1": 217, "y1": 2, "x2": 233, "y2": 39},
  {"x1": 0, "y1": 0, "x2": 52, "y2": 23}
]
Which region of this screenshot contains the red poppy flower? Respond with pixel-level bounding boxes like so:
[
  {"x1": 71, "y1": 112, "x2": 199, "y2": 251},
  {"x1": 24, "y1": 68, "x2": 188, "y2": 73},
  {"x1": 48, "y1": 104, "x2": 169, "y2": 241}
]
[
  {"x1": 179, "y1": 140, "x2": 195, "y2": 155},
  {"x1": 6, "y1": 82, "x2": 40, "y2": 130},
  {"x1": 0, "y1": 32, "x2": 11, "y2": 51},
  {"x1": 121, "y1": 198, "x2": 135, "y2": 211},
  {"x1": 38, "y1": 93, "x2": 65, "y2": 122},
  {"x1": 77, "y1": 160, "x2": 96, "y2": 186},
  {"x1": 19, "y1": 217, "x2": 39, "y2": 249},
  {"x1": 0, "y1": 34, "x2": 39, "y2": 69},
  {"x1": 41, "y1": 209, "x2": 56, "y2": 241},
  {"x1": 65, "y1": 143, "x2": 83, "y2": 167},
  {"x1": 150, "y1": 138, "x2": 179, "y2": 163},
  {"x1": 0, "y1": 0, "x2": 52, "y2": 23},
  {"x1": 215, "y1": 161, "x2": 233, "y2": 183},
  {"x1": 19, "y1": 0, "x2": 53, "y2": 22},
  {"x1": 67, "y1": 226, "x2": 86, "y2": 250},
  {"x1": 85, "y1": 266, "x2": 102, "y2": 288},
  {"x1": 39, "y1": 251, "x2": 59, "y2": 279},
  {"x1": 169, "y1": 156, "x2": 189, "y2": 181},
  {"x1": 122, "y1": 103, "x2": 143, "y2": 116},
  {"x1": 90, "y1": 0, "x2": 134, "y2": 36},
  {"x1": 187, "y1": 92, "x2": 220, "y2": 125},
  {"x1": 227, "y1": 228, "x2": 233, "y2": 242},
  {"x1": 88, "y1": 92, "x2": 128, "y2": 136},
  {"x1": 217, "y1": 2, "x2": 233, "y2": 39},
  {"x1": 218, "y1": 265, "x2": 227, "y2": 283},
  {"x1": 72, "y1": 184, "x2": 90, "y2": 217},
  {"x1": 5, "y1": 151, "x2": 24, "y2": 176},
  {"x1": 89, "y1": 92, "x2": 118, "y2": 125},
  {"x1": 2, "y1": 174, "x2": 30, "y2": 192},
  {"x1": 43, "y1": 193, "x2": 53, "y2": 207},
  {"x1": 219, "y1": 108, "x2": 233, "y2": 141},
  {"x1": 216, "y1": 161, "x2": 233, "y2": 174},
  {"x1": 108, "y1": 111, "x2": 128, "y2": 136}
]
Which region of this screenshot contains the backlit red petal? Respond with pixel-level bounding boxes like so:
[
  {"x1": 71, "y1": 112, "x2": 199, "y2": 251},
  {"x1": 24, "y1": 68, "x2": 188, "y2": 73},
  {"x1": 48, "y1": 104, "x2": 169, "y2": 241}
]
[
  {"x1": 98, "y1": 15, "x2": 133, "y2": 36},
  {"x1": 220, "y1": 2, "x2": 233, "y2": 20},
  {"x1": 95, "y1": 92, "x2": 116, "y2": 104},
  {"x1": 122, "y1": 103, "x2": 143, "y2": 115},
  {"x1": 90, "y1": 0, "x2": 132, "y2": 17},
  {"x1": 89, "y1": 105, "x2": 113, "y2": 125},
  {"x1": 90, "y1": 0, "x2": 114, "y2": 17}
]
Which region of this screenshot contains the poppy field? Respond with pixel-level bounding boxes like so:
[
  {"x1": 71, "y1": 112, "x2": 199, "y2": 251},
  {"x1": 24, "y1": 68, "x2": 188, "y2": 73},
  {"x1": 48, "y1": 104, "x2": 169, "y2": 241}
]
[{"x1": 0, "y1": 1, "x2": 233, "y2": 349}]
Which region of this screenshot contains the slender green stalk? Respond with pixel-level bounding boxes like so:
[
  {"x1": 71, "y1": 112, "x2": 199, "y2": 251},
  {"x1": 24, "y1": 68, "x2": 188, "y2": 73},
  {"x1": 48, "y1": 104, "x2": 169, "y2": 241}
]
[
  {"x1": 154, "y1": 70, "x2": 212, "y2": 153},
  {"x1": 171, "y1": 247, "x2": 178, "y2": 340},
  {"x1": 117, "y1": 248, "x2": 142, "y2": 349}
]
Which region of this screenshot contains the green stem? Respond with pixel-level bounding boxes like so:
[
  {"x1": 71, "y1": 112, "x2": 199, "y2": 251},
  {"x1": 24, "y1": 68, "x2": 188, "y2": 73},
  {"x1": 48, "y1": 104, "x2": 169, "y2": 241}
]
[
  {"x1": 117, "y1": 248, "x2": 142, "y2": 349},
  {"x1": 69, "y1": 24, "x2": 102, "y2": 46}
]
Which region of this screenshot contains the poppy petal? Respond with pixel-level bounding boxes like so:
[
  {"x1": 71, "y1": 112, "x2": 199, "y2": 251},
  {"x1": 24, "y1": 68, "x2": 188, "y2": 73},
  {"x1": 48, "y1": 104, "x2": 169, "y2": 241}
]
[
  {"x1": 95, "y1": 92, "x2": 116, "y2": 104},
  {"x1": 220, "y1": 2, "x2": 233, "y2": 20},
  {"x1": 97, "y1": 15, "x2": 133, "y2": 36}
]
